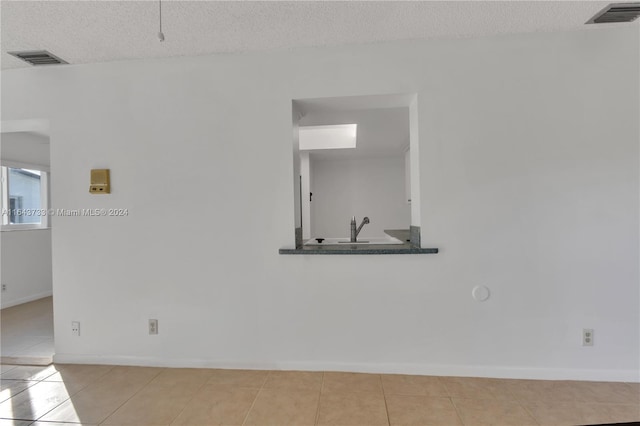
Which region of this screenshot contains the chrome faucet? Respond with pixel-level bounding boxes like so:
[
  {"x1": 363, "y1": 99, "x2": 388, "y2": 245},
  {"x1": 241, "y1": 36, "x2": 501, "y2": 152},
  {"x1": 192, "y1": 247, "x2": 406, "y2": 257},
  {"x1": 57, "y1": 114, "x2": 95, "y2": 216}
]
[{"x1": 350, "y1": 216, "x2": 370, "y2": 242}]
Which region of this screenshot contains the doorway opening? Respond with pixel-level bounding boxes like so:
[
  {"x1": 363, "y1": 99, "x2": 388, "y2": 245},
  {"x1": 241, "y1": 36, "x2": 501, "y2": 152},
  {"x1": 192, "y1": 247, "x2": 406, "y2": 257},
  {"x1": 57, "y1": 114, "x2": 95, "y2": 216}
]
[{"x1": 0, "y1": 119, "x2": 54, "y2": 366}]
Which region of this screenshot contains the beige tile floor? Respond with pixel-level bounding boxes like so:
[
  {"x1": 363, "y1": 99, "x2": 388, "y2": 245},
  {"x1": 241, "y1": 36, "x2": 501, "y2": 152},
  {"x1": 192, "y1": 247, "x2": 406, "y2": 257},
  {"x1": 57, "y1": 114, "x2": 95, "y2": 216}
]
[
  {"x1": 0, "y1": 364, "x2": 637, "y2": 425},
  {"x1": 0, "y1": 297, "x2": 54, "y2": 364}
]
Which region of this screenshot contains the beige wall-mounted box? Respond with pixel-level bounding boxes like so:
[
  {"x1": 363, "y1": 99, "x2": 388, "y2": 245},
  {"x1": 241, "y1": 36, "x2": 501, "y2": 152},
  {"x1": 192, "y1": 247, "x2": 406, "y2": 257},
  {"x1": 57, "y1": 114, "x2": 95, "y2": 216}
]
[{"x1": 90, "y1": 169, "x2": 110, "y2": 194}]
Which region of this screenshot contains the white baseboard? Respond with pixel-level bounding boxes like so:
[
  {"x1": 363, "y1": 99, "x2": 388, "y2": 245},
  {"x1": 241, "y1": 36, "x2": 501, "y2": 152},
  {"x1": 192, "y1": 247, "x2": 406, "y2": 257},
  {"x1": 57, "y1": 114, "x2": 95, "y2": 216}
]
[
  {"x1": 52, "y1": 353, "x2": 640, "y2": 383},
  {"x1": 0, "y1": 291, "x2": 52, "y2": 309}
]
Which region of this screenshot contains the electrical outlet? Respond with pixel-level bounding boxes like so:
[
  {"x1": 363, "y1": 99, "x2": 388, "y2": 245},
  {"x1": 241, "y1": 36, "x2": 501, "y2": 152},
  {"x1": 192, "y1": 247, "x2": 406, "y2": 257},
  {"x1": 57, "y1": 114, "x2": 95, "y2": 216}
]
[
  {"x1": 149, "y1": 319, "x2": 158, "y2": 335},
  {"x1": 1, "y1": 284, "x2": 6, "y2": 292},
  {"x1": 583, "y1": 328, "x2": 594, "y2": 346},
  {"x1": 71, "y1": 321, "x2": 80, "y2": 337}
]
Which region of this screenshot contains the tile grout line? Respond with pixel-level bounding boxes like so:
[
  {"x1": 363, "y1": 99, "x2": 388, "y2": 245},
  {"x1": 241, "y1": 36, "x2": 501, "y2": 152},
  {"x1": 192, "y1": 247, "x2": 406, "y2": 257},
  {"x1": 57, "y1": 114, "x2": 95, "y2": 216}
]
[
  {"x1": 436, "y1": 377, "x2": 466, "y2": 426},
  {"x1": 33, "y1": 367, "x2": 111, "y2": 426},
  {"x1": 380, "y1": 374, "x2": 391, "y2": 426},
  {"x1": 165, "y1": 376, "x2": 210, "y2": 426},
  {"x1": 32, "y1": 365, "x2": 113, "y2": 423},
  {"x1": 0, "y1": 379, "x2": 38, "y2": 404},
  {"x1": 96, "y1": 366, "x2": 166, "y2": 425},
  {"x1": 43, "y1": 364, "x2": 115, "y2": 385},
  {"x1": 240, "y1": 370, "x2": 269, "y2": 426},
  {"x1": 0, "y1": 364, "x2": 48, "y2": 408},
  {"x1": 259, "y1": 368, "x2": 269, "y2": 388},
  {"x1": 314, "y1": 371, "x2": 325, "y2": 426},
  {"x1": 519, "y1": 400, "x2": 542, "y2": 426},
  {"x1": 0, "y1": 365, "x2": 61, "y2": 422},
  {"x1": 444, "y1": 380, "x2": 470, "y2": 426},
  {"x1": 449, "y1": 396, "x2": 467, "y2": 426},
  {"x1": 36, "y1": 365, "x2": 58, "y2": 382},
  {"x1": 3, "y1": 365, "x2": 72, "y2": 423}
]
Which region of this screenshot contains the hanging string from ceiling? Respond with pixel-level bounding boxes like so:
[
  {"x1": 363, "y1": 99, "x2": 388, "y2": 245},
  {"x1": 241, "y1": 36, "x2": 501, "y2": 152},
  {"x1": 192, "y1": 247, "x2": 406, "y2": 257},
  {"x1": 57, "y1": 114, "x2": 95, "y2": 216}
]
[{"x1": 158, "y1": 0, "x2": 165, "y2": 42}]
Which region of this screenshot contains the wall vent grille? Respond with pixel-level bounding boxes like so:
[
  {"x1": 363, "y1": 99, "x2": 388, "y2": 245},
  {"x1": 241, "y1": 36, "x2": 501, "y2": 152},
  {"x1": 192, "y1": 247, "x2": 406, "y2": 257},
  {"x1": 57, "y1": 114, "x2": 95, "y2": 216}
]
[
  {"x1": 8, "y1": 50, "x2": 68, "y2": 66},
  {"x1": 586, "y1": 3, "x2": 640, "y2": 24}
]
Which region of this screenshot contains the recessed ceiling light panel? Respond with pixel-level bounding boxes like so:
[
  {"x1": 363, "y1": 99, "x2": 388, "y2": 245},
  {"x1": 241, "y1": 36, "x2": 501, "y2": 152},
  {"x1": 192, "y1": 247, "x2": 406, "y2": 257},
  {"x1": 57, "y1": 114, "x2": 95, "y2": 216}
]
[
  {"x1": 586, "y1": 3, "x2": 640, "y2": 24},
  {"x1": 7, "y1": 50, "x2": 68, "y2": 66},
  {"x1": 299, "y1": 124, "x2": 357, "y2": 151}
]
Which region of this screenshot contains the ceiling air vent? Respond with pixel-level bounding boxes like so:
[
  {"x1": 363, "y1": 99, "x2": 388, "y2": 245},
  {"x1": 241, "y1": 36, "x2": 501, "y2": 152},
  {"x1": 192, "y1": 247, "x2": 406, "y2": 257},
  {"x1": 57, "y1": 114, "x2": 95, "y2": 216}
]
[
  {"x1": 8, "y1": 50, "x2": 68, "y2": 66},
  {"x1": 586, "y1": 3, "x2": 640, "y2": 24}
]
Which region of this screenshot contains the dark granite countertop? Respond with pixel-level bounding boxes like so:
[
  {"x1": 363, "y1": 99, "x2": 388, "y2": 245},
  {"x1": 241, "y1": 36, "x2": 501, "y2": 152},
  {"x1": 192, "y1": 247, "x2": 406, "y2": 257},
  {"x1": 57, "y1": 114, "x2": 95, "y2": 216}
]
[{"x1": 279, "y1": 229, "x2": 438, "y2": 255}]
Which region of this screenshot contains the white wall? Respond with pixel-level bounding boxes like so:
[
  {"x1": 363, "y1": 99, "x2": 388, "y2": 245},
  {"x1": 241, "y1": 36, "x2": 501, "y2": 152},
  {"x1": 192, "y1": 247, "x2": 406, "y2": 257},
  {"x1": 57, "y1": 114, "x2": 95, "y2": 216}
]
[
  {"x1": 310, "y1": 156, "x2": 409, "y2": 238},
  {"x1": 0, "y1": 230, "x2": 53, "y2": 309},
  {"x1": 0, "y1": 131, "x2": 53, "y2": 308},
  {"x1": 1, "y1": 26, "x2": 638, "y2": 381}
]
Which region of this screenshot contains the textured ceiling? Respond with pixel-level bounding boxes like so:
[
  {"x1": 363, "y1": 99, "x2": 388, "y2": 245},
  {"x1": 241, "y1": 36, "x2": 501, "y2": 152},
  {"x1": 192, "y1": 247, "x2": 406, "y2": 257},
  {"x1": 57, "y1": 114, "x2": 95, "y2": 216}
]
[{"x1": 1, "y1": 1, "x2": 635, "y2": 70}]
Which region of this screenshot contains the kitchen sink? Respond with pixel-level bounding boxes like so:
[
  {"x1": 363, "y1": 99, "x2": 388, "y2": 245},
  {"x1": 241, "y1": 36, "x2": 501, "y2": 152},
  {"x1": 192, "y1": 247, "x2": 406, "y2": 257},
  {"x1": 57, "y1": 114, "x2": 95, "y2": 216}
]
[{"x1": 304, "y1": 236, "x2": 404, "y2": 246}]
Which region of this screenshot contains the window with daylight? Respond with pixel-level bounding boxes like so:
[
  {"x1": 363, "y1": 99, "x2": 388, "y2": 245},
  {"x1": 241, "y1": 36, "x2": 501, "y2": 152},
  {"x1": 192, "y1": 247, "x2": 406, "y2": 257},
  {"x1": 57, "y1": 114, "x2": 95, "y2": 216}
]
[{"x1": 1, "y1": 165, "x2": 49, "y2": 229}]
